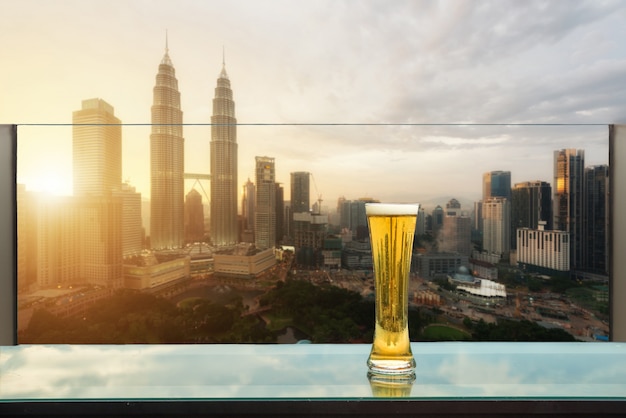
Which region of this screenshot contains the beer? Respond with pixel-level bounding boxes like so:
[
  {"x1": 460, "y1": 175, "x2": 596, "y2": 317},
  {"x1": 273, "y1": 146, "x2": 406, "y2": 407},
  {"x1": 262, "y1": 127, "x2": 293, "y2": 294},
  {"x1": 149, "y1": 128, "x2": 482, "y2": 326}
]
[{"x1": 366, "y1": 204, "x2": 419, "y2": 375}]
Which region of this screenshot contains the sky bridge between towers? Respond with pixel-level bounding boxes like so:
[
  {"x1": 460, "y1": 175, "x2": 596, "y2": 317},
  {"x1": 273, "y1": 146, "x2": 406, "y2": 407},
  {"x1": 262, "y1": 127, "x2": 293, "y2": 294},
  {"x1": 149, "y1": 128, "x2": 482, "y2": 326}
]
[{"x1": 184, "y1": 173, "x2": 210, "y2": 202}]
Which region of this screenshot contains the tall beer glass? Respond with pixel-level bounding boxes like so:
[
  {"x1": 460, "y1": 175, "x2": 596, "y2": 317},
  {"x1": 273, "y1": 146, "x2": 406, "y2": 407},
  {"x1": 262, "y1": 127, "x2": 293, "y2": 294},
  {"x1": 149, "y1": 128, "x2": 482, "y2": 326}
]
[{"x1": 366, "y1": 203, "x2": 419, "y2": 376}]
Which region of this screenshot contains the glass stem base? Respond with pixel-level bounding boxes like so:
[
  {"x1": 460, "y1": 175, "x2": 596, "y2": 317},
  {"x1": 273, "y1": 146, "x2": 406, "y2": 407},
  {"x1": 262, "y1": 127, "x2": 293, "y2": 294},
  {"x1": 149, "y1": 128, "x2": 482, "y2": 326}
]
[{"x1": 367, "y1": 356, "x2": 416, "y2": 376}]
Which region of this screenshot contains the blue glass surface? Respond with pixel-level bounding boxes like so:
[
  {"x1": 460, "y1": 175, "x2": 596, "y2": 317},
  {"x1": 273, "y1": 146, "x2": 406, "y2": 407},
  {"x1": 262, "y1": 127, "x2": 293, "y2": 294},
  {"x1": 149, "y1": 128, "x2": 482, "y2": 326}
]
[{"x1": 1, "y1": 343, "x2": 625, "y2": 400}]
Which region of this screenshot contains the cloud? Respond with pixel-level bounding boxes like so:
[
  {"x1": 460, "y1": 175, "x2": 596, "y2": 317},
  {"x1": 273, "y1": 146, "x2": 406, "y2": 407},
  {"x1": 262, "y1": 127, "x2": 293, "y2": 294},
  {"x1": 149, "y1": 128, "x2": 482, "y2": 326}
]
[{"x1": 6, "y1": 0, "x2": 618, "y2": 203}]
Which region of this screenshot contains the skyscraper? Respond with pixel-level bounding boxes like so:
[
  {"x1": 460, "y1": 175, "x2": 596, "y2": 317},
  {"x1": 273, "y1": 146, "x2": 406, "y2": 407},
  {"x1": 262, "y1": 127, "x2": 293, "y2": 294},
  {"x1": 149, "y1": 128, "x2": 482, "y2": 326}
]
[
  {"x1": 290, "y1": 172, "x2": 310, "y2": 214},
  {"x1": 77, "y1": 195, "x2": 123, "y2": 288},
  {"x1": 483, "y1": 197, "x2": 510, "y2": 258},
  {"x1": 255, "y1": 157, "x2": 276, "y2": 250},
  {"x1": 150, "y1": 38, "x2": 184, "y2": 250},
  {"x1": 72, "y1": 98, "x2": 121, "y2": 196},
  {"x1": 431, "y1": 205, "x2": 444, "y2": 232},
  {"x1": 554, "y1": 149, "x2": 584, "y2": 269},
  {"x1": 116, "y1": 183, "x2": 143, "y2": 257},
  {"x1": 35, "y1": 196, "x2": 82, "y2": 289},
  {"x1": 511, "y1": 181, "x2": 552, "y2": 249},
  {"x1": 441, "y1": 199, "x2": 471, "y2": 256},
  {"x1": 73, "y1": 98, "x2": 123, "y2": 288},
  {"x1": 472, "y1": 201, "x2": 483, "y2": 243},
  {"x1": 416, "y1": 207, "x2": 426, "y2": 236},
  {"x1": 275, "y1": 183, "x2": 285, "y2": 245},
  {"x1": 242, "y1": 178, "x2": 256, "y2": 243},
  {"x1": 483, "y1": 171, "x2": 511, "y2": 201},
  {"x1": 482, "y1": 171, "x2": 511, "y2": 256},
  {"x1": 210, "y1": 56, "x2": 238, "y2": 247},
  {"x1": 583, "y1": 165, "x2": 609, "y2": 274}
]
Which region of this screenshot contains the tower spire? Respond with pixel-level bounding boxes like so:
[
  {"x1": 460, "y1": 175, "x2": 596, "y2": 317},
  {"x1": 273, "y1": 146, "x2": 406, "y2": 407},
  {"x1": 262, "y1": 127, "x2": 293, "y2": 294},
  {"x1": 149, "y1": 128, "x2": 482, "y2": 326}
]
[
  {"x1": 161, "y1": 29, "x2": 173, "y2": 66},
  {"x1": 219, "y1": 45, "x2": 229, "y2": 79}
]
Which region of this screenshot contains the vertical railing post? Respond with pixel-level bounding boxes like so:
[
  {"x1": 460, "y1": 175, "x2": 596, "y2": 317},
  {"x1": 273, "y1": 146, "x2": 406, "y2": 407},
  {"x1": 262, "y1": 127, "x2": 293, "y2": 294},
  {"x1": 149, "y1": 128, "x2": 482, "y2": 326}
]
[
  {"x1": 610, "y1": 124, "x2": 626, "y2": 341},
  {"x1": 0, "y1": 125, "x2": 17, "y2": 345}
]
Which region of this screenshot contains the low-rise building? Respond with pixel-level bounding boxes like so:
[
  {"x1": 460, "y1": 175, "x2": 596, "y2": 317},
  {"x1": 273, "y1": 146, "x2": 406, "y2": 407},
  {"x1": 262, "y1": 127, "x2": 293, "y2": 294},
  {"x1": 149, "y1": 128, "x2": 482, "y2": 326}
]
[
  {"x1": 413, "y1": 252, "x2": 469, "y2": 280},
  {"x1": 213, "y1": 244, "x2": 276, "y2": 278},
  {"x1": 124, "y1": 252, "x2": 190, "y2": 292},
  {"x1": 469, "y1": 258, "x2": 498, "y2": 281},
  {"x1": 342, "y1": 240, "x2": 372, "y2": 270},
  {"x1": 448, "y1": 266, "x2": 507, "y2": 298}
]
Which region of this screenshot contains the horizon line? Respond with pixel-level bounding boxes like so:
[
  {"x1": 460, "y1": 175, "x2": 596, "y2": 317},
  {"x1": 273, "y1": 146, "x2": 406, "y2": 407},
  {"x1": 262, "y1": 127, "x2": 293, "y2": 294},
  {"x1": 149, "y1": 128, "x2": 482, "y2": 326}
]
[{"x1": 16, "y1": 122, "x2": 610, "y2": 127}]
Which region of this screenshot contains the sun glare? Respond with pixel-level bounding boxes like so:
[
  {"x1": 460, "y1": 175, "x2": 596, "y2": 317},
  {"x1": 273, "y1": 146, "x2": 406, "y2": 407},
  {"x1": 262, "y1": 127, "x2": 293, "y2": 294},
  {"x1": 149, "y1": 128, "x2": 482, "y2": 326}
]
[{"x1": 21, "y1": 174, "x2": 73, "y2": 197}]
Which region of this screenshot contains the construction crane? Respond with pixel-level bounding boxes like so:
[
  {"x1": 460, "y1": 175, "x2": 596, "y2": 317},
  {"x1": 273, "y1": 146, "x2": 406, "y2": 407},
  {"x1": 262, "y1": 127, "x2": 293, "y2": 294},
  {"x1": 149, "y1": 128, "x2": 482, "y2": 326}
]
[{"x1": 310, "y1": 172, "x2": 323, "y2": 214}]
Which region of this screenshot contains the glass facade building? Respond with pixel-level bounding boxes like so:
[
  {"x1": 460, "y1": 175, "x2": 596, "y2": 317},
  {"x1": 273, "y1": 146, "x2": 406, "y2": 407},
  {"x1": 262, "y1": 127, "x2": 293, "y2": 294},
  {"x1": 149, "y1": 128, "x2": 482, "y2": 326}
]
[{"x1": 553, "y1": 149, "x2": 584, "y2": 269}]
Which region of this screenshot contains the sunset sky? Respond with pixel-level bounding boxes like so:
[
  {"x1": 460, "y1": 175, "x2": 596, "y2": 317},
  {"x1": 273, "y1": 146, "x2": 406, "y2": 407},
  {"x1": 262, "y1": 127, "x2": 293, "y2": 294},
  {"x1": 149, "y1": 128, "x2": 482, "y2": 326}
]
[{"x1": 3, "y1": 0, "x2": 624, "y2": 211}]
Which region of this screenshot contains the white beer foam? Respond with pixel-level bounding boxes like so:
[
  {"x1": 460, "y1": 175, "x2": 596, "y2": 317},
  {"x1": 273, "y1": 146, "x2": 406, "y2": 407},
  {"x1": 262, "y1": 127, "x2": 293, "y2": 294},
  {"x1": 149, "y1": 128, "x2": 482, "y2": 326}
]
[{"x1": 365, "y1": 203, "x2": 420, "y2": 215}]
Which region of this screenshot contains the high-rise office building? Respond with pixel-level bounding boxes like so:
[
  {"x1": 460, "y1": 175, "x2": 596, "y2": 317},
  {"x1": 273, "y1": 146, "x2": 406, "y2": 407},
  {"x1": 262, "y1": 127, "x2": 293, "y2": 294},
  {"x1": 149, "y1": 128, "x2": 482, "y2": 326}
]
[
  {"x1": 554, "y1": 149, "x2": 584, "y2": 269},
  {"x1": 242, "y1": 178, "x2": 256, "y2": 243},
  {"x1": 255, "y1": 157, "x2": 276, "y2": 249},
  {"x1": 483, "y1": 171, "x2": 511, "y2": 201},
  {"x1": 416, "y1": 207, "x2": 426, "y2": 236},
  {"x1": 446, "y1": 198, "x2": 461, "y2": 212},
  {"x1": 210, "y1": 56, "x2": 238, "y2": 247},
  {"x1": 441, "y1": 199, "x2": 471, "y2": 256},
  {"x1": 340, "y1": 198, "x2": 378, "y2": 240},
  {"x1": 184, "y1": 188, "x2": 205, "y2": 244},
  {"x1": 511, "y1": 181, "x2": 552, "y2": 249},
  {"x1": 77, "y1": 195, "x2": 123, "y2": 288},
  {"x1": 290, "y1": 172, "x2": 310, "y2": 240},
  {"x1": 472, "y1": 201, "x2": 483, "y2": 243},
  {"x1": 116, "y1": 183, "x2": 143, "y2": 257},
  {"x1": 293, "y1": 212, "x2": 328, "y2": 267},
  {"x1": 290, "y1": 172, "x2": 310, "y2": 213},
  {"x1": 431, "y1": 205, "x2": 444, "y2": 232},
  {"x1": 73, "y1": 98, "x2": 124, "y2": 288},
  {"x1": 483, "y1": 197, "x2": 510, "y2": 258},
  {"x1": 337, "y1": 196, "x2": 348, "y2": 229},
  {"x1": 283, "y1": 204, "x2": 293, "y2": 241},
  {"x1": 150, "y1": 39, "x2": 184, "y2": 250},
  {"x1": 72, "y1": 98, "x2": 121, "y2": 196},
  {"x1": 482, "y1": 171, "x2": 511, "y2": 256},
  {"x1": 35, "y1": 196, "x2": 82, "y2": 289},
  {"x1": 583, "y1": 165, "x2": 609, "y2": 274},
  {"x1": 275, "y1": 183, "x2": 285, "y2": 245}
]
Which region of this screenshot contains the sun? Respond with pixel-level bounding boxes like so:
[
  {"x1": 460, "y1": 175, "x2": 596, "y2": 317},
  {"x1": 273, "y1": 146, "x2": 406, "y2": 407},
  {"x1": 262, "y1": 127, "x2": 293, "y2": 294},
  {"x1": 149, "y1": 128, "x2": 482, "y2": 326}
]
[
  {"x1": 18, "y1": 172, "x2": 73, "y2": 197},
  {"x1": 17, "y1": 127, "x2": 74, "y2": 197}
]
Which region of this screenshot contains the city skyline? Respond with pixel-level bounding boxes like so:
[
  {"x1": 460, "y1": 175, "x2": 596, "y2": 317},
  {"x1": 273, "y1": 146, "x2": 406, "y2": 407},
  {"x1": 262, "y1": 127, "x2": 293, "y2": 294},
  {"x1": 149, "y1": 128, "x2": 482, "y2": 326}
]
[
  {"x1": 15, "y1": 122, "x2": 609, "y2": 212},
  {"x1": 7, "y1": 1, "x2": 620, "y2": 207}
]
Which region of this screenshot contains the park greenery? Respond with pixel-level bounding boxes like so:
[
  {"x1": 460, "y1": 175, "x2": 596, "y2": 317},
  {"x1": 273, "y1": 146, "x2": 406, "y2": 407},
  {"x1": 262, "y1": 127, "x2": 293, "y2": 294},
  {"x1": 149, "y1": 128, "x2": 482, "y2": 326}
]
[
  {"x1": 22, "y1": 278, "x2": 579, "y2": 344},
  {"x1": 470, "y1": 318, "x2": 577, "y2": 342},
  {"x1": 21, "y1": 290, "x2": 274, "y2": 344}
]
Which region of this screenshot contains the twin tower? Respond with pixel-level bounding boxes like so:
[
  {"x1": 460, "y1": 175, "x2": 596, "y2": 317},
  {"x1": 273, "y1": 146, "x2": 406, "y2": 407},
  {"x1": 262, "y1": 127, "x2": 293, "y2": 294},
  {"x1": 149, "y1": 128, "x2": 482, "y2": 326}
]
[{"x1": 150, "y1": 42, "x2": 238, "y2": 250}]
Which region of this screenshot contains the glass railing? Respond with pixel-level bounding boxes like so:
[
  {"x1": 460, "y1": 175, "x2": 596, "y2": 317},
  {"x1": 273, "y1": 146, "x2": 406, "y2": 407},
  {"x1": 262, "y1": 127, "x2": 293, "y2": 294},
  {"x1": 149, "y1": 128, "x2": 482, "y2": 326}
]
[
  {"x1": 2, "y1": 123, "x2": 626, "y2": 416},
  {"x1": 2, "y1": 342, "x2": 626, "y2": 400},
  {"x1": 13, "y1": 123, "x2": 612, "y2": 344}
]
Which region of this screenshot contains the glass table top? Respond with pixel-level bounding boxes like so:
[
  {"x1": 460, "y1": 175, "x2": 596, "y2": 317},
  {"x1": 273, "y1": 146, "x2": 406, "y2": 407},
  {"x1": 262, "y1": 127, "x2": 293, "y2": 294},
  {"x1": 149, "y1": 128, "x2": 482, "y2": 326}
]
[{"x1": 1, "y1": 342, "x2": 625, "y2": 401}]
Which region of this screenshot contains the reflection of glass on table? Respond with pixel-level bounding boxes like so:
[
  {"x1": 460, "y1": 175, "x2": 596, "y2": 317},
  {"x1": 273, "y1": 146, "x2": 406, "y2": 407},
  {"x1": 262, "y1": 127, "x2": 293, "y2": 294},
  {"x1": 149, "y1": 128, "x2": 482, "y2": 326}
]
[
  {"x1": 366, "y1": 203, "x2": 419, "y2": 378},
  {"x1": 368, "y1": 372, "x2": 415, "y2": 397}
]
